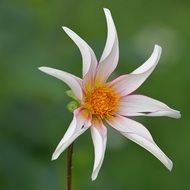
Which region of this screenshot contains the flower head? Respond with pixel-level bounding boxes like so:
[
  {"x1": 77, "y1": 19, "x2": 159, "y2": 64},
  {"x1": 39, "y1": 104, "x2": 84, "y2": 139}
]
[{"x1": 39, "y1": 8, "x2": 181, "y2": 181}]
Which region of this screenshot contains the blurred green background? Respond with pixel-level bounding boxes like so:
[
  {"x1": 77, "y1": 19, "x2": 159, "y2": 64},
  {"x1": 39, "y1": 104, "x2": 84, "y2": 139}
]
[{"x1": 0, "y1": 0, "x2": 189, "y2": 189}]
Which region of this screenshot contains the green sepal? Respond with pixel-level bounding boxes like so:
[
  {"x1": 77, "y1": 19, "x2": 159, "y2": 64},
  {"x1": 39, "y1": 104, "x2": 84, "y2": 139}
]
[{"x1": 65, "y1": 90, "x2": 78, "y2": 101}]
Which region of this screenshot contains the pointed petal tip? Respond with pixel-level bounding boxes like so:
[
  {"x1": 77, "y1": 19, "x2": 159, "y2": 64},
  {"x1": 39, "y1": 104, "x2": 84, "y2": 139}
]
[
  {"x1": 166, "y1": 159, "x2": 173, "y2": 171},
  {"x1": 91, "y1": 173, "x2": 97, "y2": 181},
  {"x1": 174, "y1": 110, "x2": 181, "y2": 119},
  {"x1": 62, "y1": 26, "x2": 69, "y2": 32},
  {"x1": 170, "y1": 109, "x2": 181, "y2": 119},
  {"x1": 38, "y1": 66, "x2": 47, "y2": 72},
  {"x1": 103, "y1": 8, "x2": 112, "y2": 19},
  {"x1": 51, "y1": 153, "x2": 58, "y2": 161},
  {"x1": 62, "y1": 26, "x2": 76, "y2": 37},
  {"x1": 155, "y1": 44, "x2": 161, "y2": 49},
  {"x1": 154, "y1": 44, "x2": 162, "y2": 54},
  {"x1": 177, "y1": 112, "x2": 181, "y2": 119},
  {"x1": 62, "y1": 26, "x2": 73, "y2": 35},
  {"x1": 103, "y1": 8, "x2": 110, "y2": 13},
  {"x1": 38, "y1": 66, "x2": 54, "y2": 74}
]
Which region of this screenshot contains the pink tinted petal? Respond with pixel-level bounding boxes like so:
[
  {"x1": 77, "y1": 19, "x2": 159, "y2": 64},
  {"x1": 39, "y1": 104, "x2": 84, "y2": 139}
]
[
  {"x1": 62, "y1": 27, "x2": 97, "y2": 78},
  {"x1": 91, "y1": 118, "x2": 107, "y2": 181},
  {"x1": 95, "y1": 8, "x2": 119, "y2": 84},
  {"x1": 52, "y1": 108, "x2": 91, "y2": 160},
  {"x1": 107, "y1": 115, "x2": 173, "y2": 171},
  {"x1": 38, "y1": 67, "x2": 83, "y2": 100},
  {"x1": 118, "y1": 95, "x2": 181, "y2": 118},
  {"x1": 106, "y1": 115, "x2": 153, "y2": 142},
  {"x1": 111, "y1": 45, "x2": 161, "y2": 96}
]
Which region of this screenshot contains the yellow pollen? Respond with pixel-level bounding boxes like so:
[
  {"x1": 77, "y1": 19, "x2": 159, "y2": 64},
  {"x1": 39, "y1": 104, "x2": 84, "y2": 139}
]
[{"x1": 84, "y1": 85, "x2": 120, "y2": 118}]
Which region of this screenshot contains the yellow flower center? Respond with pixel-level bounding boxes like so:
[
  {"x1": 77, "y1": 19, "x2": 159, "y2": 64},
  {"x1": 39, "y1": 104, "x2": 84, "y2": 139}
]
[{"x1": 84, "y1": 85, "x2": 120, "y2": 118}]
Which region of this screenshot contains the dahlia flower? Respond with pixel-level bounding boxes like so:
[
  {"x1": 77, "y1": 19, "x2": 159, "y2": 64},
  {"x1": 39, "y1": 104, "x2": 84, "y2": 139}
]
[{"x1": 39, "y1": 8, "x2": 181, "y2": 181}]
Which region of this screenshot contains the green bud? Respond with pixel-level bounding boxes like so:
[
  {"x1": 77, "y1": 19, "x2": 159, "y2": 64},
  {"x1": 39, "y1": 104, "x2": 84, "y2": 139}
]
[{"x1": 67, "y1": 100, "x2": 79, "y2": 112}]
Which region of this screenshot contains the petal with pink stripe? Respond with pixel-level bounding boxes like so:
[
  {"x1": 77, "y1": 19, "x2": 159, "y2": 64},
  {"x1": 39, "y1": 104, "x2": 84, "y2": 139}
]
[
  {"x1": 38, "y1": 67, "x2": 83, "y2": 100},
  {"x1": 62, "y1": 27, "x2": 97, "y2": 78},
  {"x1": 52, "y1": 108, "x2": 91, "y2": 160},
  {"x1": 111, "y1": 45, "x2": 161, "y2": 96},
  {"x1": 118, "y1": 94, "x2": 181, "y2": 118},
  {"x1": 91, "y1": 118, "x2": 107, "y2": 181},
  {"x1": 95, "y1": 8, "x2": 119, "y2": 84}
]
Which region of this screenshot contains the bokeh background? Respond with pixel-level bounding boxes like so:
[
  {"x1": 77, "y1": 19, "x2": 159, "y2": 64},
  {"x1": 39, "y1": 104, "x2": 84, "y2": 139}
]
[{"x1": 0, "y1": 0, "x2": 189, "y2": 189}]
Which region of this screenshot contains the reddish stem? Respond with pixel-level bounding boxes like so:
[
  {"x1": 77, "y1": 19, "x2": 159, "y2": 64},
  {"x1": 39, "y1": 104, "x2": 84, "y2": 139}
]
[{"x1": 67, "y1": 143, "x2": 74, "y2": 190}]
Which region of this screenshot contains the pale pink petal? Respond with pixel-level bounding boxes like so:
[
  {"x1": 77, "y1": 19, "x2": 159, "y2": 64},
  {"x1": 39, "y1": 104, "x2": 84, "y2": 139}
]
[
  {"x1": 107, "y1": 115, "x2": 173, "y2": 171},
  {"x1": 95, "y1": 8, "x2": 119, "y2": 84},
  {"x1": 52, "y1": 108, "x2": 91, "y2": 160},
  {"x1": 106, "y1": 115, "x2": 153, "y2": 142},
  {"x1": 118, "y1": 95, "x2": 181, "y2": 119},
  {"x1": 62, "y1": 27, "x2": 97, "y2": 78},
  {"x1": 111, "y1": 45, "x2": 161, "y2": 96},
  {"x1": 38, "y1": 67, "x2": 83, "y2": 100},
  {"x1": 91, "y1": 118, "x2": 107, "y2": 181}
]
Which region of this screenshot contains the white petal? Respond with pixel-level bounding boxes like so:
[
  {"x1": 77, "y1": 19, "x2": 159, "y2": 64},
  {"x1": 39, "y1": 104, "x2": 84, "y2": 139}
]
[
  {"x1": 107, "y1": 115, "x2": 173, "y2": 171},
  {"x1": 91, "y1": 119, "x2": 107, "y2": 181},
  {"x1": 52, "y1": 108, "x2": 91, "y2": 160},
  {"x1": 95, "y1": 8, "x2": 119, "y2": 83},
  {"x1": 62, "y1": 27, "x2": 97, "y2": 78},
  {"x1": 38, "y1": 67, "x2": 83, "y2": 100},
  {"x1": 111, "y1": 45, "x2": 161, "y2": 96},
  {"x1": 131, "y1": 45, "x2": 161, "y2": 74},
  {"x1": 118, "y1": 95, "x2": 181, "y2": 119},
  {"x1": 124, "y1": 133, "x2": 173, "y2": 170},
  {"x1": 106, "y1": 115, "x2": 153, "y2": 142}
]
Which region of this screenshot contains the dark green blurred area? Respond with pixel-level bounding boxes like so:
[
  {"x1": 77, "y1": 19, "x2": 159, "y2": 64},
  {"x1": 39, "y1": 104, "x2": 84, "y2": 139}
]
[{"x1": 0, "y1": 0, "x2": 189, "y2": 189}]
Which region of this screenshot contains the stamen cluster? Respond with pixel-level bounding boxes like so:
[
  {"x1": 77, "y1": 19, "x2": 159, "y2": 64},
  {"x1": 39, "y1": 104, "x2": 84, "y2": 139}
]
[{"x1": 84, "y1": 86, "x2": 119, "y2": 118}]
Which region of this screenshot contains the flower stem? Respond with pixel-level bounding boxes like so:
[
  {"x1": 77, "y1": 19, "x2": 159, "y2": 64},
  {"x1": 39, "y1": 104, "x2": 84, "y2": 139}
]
[{"x1": 67, "y1": 143, "x2": 74, "y2": 190}]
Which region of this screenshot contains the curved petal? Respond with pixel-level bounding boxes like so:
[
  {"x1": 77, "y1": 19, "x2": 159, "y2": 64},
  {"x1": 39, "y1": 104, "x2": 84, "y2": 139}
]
[
  {"x1": 124, "y1": 133, "x2": 173, "y2": 170},
  {"x1": 107, "y1": 115, "x2": 173, "y2": 171},
  {"x1": 111, "y1": 45, "x2": 161, "y2": 96},
  {"x1": 106, "y1": 115, "x2": 153, "y2": 142},
  {"x1": 38, "y1": 67, "x2": 83, "y2": 100},
  {"x1": 118, "y1": 95, "x2": 181, "y2": 119},
  {"x1": 62, "y1": 27, "x2": 97, "y2": 78},
  {"x1": 52, "y1": 108, "x2": 91, "y2": 160},
  {"x1": 95, "y1": 8, "x2": 119, "y2": 84},
  {"x1": 91, "y1": 118, "x2": 107, "y2": 181}
]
